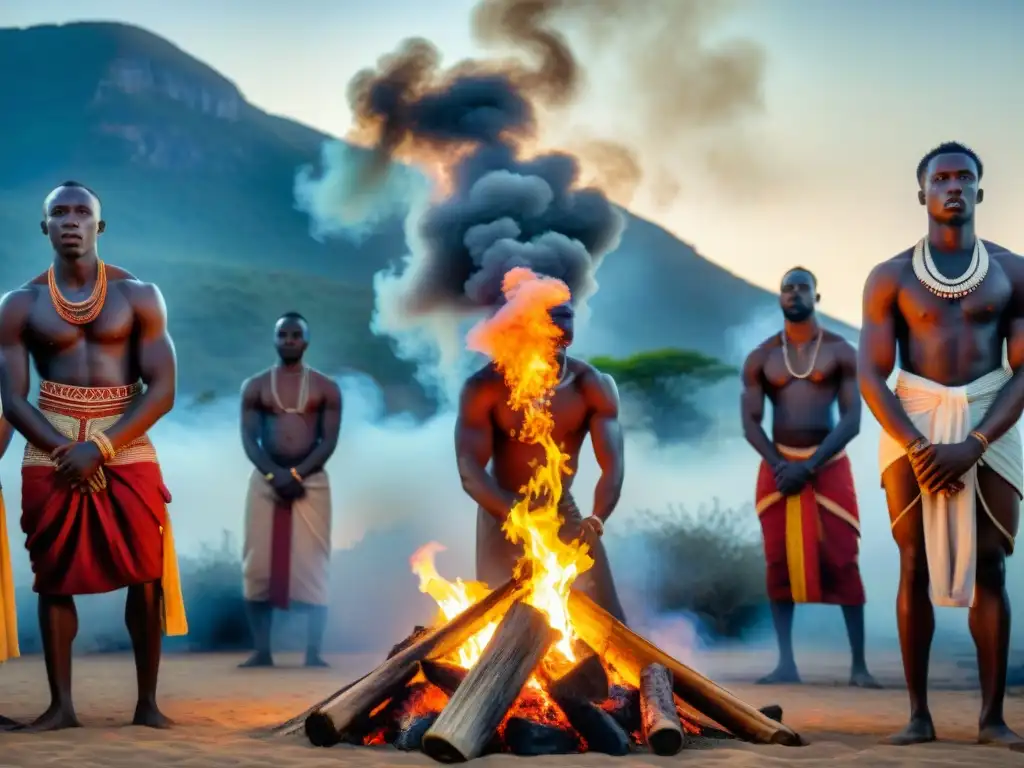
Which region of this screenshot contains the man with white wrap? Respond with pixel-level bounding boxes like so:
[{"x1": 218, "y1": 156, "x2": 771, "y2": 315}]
[{"x1": 860, "y1": 141, "x2": 1024, "y2": 749}]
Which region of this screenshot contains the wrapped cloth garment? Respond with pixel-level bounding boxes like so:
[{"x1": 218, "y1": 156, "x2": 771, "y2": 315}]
[
  {"x1": 20, "y1": 381, "x2": 187, "y2": 635},
  {"x1": 242, "y1": 469, "x2": 332, "y2": 608},
  {"x1": 755, "y1": 444, "x2": 865, "y2": 605},
  {"x1": 879, "y1": 368, "x2": 1022, "y2": 608}
]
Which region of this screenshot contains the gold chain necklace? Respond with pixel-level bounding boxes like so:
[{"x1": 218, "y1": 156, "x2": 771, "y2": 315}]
[
  {"x1": 48, "y1": 259, "x2": 108, "y2": 325},
  {"x1": 271, "y1": 365, "x2": 309, "y2": 414},
  {"x1": 780, "y1": 328, "x2": 823, "y2": 380}
]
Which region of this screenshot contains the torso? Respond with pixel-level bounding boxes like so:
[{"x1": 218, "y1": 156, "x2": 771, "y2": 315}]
[
  {"x1": 485, "y1": 358, "x2": 598, "y2": 496},
  {"x1": 250, "y1": 366, "x2": 331, "y2": 467},
  {"x1": 890, "y1": 240, "x2": 1015, "y2": 385},
  {"x1": 759, "y1": 331, "x2": 849, "y2": 448},
  {"x1": 20, "y1": 266, "x2": 143, "y2": 387}
]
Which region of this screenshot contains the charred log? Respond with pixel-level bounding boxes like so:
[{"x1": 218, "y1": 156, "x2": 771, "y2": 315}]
[
  {"x1": 422, "y1": 601, "x2": 557, "y2": 762},
  {"x1": 504, "y1": 716, "x2": 580, "y2": 756},
  {"x1": 568, "y1": 590, "x2": 803, "y2": 746},
  {"x1": 310, "y1": 575, "x2": 529, "y2": 745},
  {"x1": 421, "y1": 660, "x2": 469, "y2": 697},
  {"x1": 395, "y1": 713, "x2": 439, "y2": 751}
]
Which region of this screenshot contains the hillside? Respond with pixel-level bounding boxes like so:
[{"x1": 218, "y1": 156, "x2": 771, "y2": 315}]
[{"x1": 0, "y1": 21, "x2": 856, "y2": 405}]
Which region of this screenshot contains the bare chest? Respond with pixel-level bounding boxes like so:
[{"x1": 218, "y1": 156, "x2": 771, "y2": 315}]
[
  {"x1": 763, "y1": 343, "x2": 839, "y2": 390},
  {"x1": 492, "y1": 382, "x2": 589, "y2": 441},
  {"x1": 897, "y1": 267, "x2": 1011, "y2": 332},
  {"x1": 25, "y1": 290, "x2": 134, "y2": 353}
]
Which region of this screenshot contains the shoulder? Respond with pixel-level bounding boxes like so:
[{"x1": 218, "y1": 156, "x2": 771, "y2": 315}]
[
  {"x1": 863, "y1": 252, "x2": 911, "y2": 304},
  {"x1": 573, "y1": 359, "x2": 619, "y2": 411},
  {"x1": 987, "y1": 242, "x2": 1024, "y2": 280},
  {"x1": 241, "y1": 369, "x2": 271, "y2": 396},
  {"x1": 459, "y1": 363, "x2": 503, "y2": 406},
  {"x1": 0, "y1": 284, "x2": 42, "y2": 327},
  {"x1": 823, "y1": 330, "x2": 856, "y2": 364},
  {"x1": 308, "y1": 369, "x2": 342, "y2": 399},
  {"x1": 742, "y1": 335, "x2": 779, "y2": 371},
  {"x1": 115, "y1": 274, "x2": 167, "y2": 318}
]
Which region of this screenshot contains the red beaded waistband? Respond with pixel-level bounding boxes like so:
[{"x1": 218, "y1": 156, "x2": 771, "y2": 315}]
[{"x1": 37, "y1": 380, "x2": 142, "y2": 418}]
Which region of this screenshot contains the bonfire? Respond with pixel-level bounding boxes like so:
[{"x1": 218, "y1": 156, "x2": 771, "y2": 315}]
[{"x1": 273, "y1": 269, "x2": 801, "y2": 760}]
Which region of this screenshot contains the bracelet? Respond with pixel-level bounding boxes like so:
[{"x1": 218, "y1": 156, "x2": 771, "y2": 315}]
[
  {"x1": 290, "y1": 467, "x2": 303, "y2": 483},
  {"x1": 583, "y1": 516, "x2": 605, "y2": 537},
  {"x1": 90, "y1": 431, "x2": 116, "y2": 462},
  {"x1": 970, "y1": 430, "x2": 990, "y2": 453},
  {"x1": 905, "y1": 436, "x2": 931, "y2": 457}
]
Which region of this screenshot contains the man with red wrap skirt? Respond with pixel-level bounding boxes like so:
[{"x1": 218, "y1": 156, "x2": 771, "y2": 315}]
[
  {"x1": 0, "y1": 182, "x2": 186, "y2": 732},
  {"x1": 740, "y1": 266, "x2": 879, "y2": 688}
]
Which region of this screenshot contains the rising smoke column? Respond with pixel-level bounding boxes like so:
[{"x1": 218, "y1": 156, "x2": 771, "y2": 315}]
[{"x1": 304, "y1": 34, "x2": 625, "y2": 393}]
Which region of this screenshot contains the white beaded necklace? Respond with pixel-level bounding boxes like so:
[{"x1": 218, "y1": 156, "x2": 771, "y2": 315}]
[{"x1": 912, "y1": 237, "x2": 989, "y2": 299}]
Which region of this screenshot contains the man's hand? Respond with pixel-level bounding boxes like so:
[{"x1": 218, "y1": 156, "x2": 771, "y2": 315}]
[
  {"x1": 774, "y1": 460, "x2": 814, "y2": 496},
  {"x1": 914, "y1": 440, "x2": 984, "y2": 494},
  {"x1": 52, "y1": 441, "x2": 104, "y2": 484},
  {"x1": 559, "y1": 517, "x2": 602, "y2": 552},
  {"x1": 271, "y1": 473, "x2": 306, "y2": 501}
]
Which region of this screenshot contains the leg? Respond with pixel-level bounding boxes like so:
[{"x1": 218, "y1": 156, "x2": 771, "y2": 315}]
[
  {"x1": 842, "y1": 605, "x2": 882, "y2": 688},
  {"x1": 304, "y1": 604, "x2": 329, "y2": 667},
  {"x1": 756, "y1": 601, "x2": 801, "y2": 684},
  {"x1": 880, "y1": 458, "x2": 935, "y2": 745},
  {"x1": 972, "y1": 467, "x2": 1021, "y2": 746},
  {"x1": 239, "y1": 600, "x2": 274, "y2": 667},
  {"x1": 125, "y1": 581, "x2": 171, "y2": 728},
  {"x1": 577, "y1": 537, "x2": 629, "y2": 626},
  {"x1": 25, "y1": 594, "x2": 81, "y2": 731}
]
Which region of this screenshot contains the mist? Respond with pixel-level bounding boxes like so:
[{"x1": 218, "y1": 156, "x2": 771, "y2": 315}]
[{"x1": 4, "y1": 304, "x2": 1021, "y2": 662}]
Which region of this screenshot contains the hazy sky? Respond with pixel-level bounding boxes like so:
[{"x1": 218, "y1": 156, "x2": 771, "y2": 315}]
[{"x1": 3, "y1": 0, "x2": 1022, "y2": 325}]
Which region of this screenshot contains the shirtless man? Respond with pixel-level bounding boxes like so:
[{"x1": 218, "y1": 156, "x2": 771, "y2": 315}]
[
  {"x1": 455, "y1": 300, "x2": 628, "y2": 622},
  {"x1": 239, "y1": 312, "x2": 342, "y2": 668},
  {"x1": 0, "y1": 181, "x2": 187, "y2": 731},
  {"x1": 859, "y1": 142, "x2": 1024, "y2": 747},
  {"x1": 741, "y1": 267, "x2": 878, "y2": 688}
]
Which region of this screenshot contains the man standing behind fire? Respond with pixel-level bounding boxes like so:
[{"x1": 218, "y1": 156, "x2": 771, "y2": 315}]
[
  {"x1": 454, "y1": 291, "x2": 628, "y2": 623},
  {"x1": 239, "y1": 312, "x2": 342, "y2": 668},
  {"x1": 741, "y1": 267, "x2": 879, "y2": 688}
]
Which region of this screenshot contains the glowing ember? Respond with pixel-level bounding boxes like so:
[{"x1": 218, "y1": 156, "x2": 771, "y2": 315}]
[{"x1": 465, "y1": 267, "x2": 595, "y2": 663}]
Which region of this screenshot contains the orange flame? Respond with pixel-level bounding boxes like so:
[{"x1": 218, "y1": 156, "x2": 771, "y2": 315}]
[{"x1": 466, "y1": 267, "x2": 595, "y2": 663}]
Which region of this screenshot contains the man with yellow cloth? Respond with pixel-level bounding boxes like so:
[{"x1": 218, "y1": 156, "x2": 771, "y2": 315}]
[
  {"x1": 741, "y1": 267, "x2": 879, "y2": 689},
  {"x1": 0, "y1": 408, "x2": 19, "y2": 729}
]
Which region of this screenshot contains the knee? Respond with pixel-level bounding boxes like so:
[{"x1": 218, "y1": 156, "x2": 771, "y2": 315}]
[
  {"x1": 976, "y1": 551, "x2": 1006, "y2": 591},
  {"x1": 898, "y1": 548, "x2": 929, "y2": 585}
]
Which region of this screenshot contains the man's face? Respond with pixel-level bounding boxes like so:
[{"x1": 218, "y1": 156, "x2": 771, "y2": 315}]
[
  {"x1": 921, "y1": 152, "x2": 982, "y2": 226},
  {"x1": 274, "y1": 318, "x2": 309, "y2": 363},
  {"x1": 41, "y1": 186, "x2": 104, "y2": 259},
  {"x1": 779, "y1": 270, "x2": 817, "y2": 322},
  {"x1": 549, "y1": 302, "x2": 575, "y2": 348}
]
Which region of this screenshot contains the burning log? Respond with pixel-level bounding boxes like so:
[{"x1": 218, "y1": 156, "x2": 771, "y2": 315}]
[
  {"x1": 567, "y1": 590, "x2": 803, "y2": 746},
  {"x1": 308, "y1": 574, "x2": 529, "y2": 746},
  {"x1": 639, "y1": 663, "x2": 684, "y2": 755},
  {"x1": 421, "y1": 659, "x2": 469, "y2": 697},
  {"x1": 422, "y1": 601, "x2": 558, "y2": 762},
  {"x1": 306, "y1": 663, "x2": 421, "y2": 746}
]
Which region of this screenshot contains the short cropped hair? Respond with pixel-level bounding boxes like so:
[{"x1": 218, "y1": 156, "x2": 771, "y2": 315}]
[{"x1": 916, "y1": 142, "x2": 983, "y2": 186}]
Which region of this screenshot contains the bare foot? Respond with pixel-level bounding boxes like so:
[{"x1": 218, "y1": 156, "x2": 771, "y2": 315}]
[
  {"x1": 849, "y1": 669, "x2": 883, "y2": 689},
  {"x1": 238, "y1": 651, "x2": 274, "y2": 668},
  {"x1": 756, "y1": 665, "x2": 801, "y2": 685},
  {"x1": 0, "y1": 714, "x2": 20, "y2": 731},
  {"x1": 22, "y1": 704, "x2": 82, "y2": 732},
  {"x1": 304, "y1": 654, "x2": 330, "y2": 668},
  {"x1": 978, "y1": 721, "x2": 1024, "y2": 747},
  {"x1": 881, "y1": 715, "x2": 936, "y2": 745},
  {"x1": 132, "y1": 701, "x2": 173, "y2": 729}
]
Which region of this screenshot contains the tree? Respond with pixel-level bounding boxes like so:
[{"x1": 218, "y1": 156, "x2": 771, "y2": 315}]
[{"x1": 589, "y1": 348, "x2": 735, "y2": 442}]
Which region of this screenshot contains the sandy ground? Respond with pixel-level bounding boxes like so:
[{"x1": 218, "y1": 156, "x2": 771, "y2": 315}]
[{"x1": 2, "y1": 648, "x2": 1024, "y2": 767}]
